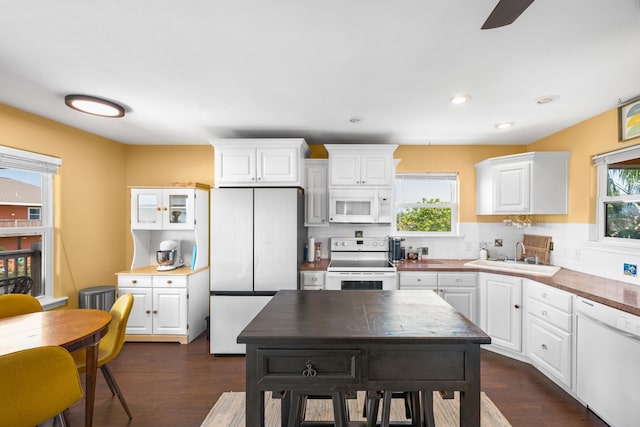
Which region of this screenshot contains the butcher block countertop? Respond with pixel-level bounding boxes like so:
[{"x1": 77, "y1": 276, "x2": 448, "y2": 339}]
[{"x1": 300, "y1": 258, "x2": 640, "y2": 316}]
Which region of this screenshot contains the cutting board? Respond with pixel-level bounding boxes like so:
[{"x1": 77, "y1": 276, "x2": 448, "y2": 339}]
[{"x1": 522, "y1": 234, "x2": 552, "y2": 264}]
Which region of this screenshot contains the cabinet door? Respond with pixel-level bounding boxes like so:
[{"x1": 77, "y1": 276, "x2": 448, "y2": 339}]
[
  {"x1": 162, "y1": 189, "x2": 195, "y2": 230},
  {"x1": 493, "y1": 161, "x2": 530, "y2": 213},
  {"x1": 329, "y1": 153, "x2": 360, "y2": 186},
  {"x1": 480, "y1": 273, "x2": 522, "y2": 352},
  {"x1": 526, "y1": 315, "x2": 572, "y2": 387},
  {"x1": 305, "y1": 162, "x2": 328, "y2": 226},
  {"x1": 257, "y1": 148, "x2": 298, "y2": 183},
  {"x1": 440, "y1": 287, "x2": 477, "y2": 324},
  {"x1": 131, "y1": 189, "x2": 163, "y2": 230},
  {"x1": 153, "y1": 287, "x2": 188, "y2": 335},
  {"x1": 216, "y1": 147, "x2": 257, "y2": 184},
  {"x1": 360, "y1": 154, "x2": 392, "y2": 186},
  {"x1": 119, "y1": 287, "x2": 153, "y2": 334}
]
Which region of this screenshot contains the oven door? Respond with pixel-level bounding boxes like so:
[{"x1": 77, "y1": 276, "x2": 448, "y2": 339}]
[{"x1": 325, "y1": 272, "x2": 398, "y2": 290}]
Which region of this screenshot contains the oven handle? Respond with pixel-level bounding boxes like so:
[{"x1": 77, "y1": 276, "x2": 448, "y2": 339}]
[{"x1": 326, "y1": 271, "x2": 398, "y2": 277}]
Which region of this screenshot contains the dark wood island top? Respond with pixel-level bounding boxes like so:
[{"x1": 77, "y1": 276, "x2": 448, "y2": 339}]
[{"x1": 238, "y1": 289, "x2": 490, "y2": 345}]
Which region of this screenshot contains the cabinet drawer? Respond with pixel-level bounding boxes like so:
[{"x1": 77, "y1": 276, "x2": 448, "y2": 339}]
[
  {"x1": 117, "y1": 275, "x2": 152, "y2": 287},
  {"x1": 301, "y1": 272, "x2": 325, "y2": 287},
  {"x1": 438, "y1": 273, "x2": 477, "y2": 287},
  {"x1": 399, "y1": 273, "x2": 438, "y2": 289},
  {"x1": 256, "y1": 349, "x2": 360, "y2": 387},
  {"x1": 527, "y1": 297, "x2": 572, "y2": 332},
  {"x1": 152, "y1": 275, "x2": 188, "y2": 288},
  {"x1": 527, "y1": 316, "x2": 571, "y2": 386},
  {"x1": 527, "y1": 280, "x2": 572, "y2": 313}
]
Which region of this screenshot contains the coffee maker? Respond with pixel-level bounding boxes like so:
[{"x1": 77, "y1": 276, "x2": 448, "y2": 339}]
[
  {"x1": 156, "y1": 239, "x2": 183, "y2": 271},
  {"x1": 389, "y1": 237, "x2": 405, "y2": 262}
]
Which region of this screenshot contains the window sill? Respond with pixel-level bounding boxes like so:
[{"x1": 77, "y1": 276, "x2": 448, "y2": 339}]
[{"x1": 37, "y1": 296, "x2": 68, "y2": 311}]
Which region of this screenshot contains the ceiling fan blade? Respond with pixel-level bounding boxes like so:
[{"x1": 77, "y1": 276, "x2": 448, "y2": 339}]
[{"x1": 481, "y1": 0, "x2": 535, "y2": 29}]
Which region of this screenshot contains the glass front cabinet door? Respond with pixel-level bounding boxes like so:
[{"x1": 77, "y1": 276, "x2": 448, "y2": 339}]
[{"x1": 131, "y1": 188, "x2": 196, "y2": 230}]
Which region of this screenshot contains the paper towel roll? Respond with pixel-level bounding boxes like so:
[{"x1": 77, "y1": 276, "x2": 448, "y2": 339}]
[{"x1": 307, "y1": 237, "x2": 315, "y2": 262}]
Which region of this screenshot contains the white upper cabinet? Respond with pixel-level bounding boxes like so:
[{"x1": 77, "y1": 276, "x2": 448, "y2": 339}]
[
  {"x1": 211, "y1": 139, "x2": 309, "y2": 188},
  {"x1": 325, "y1": 144, "x2": 397, "y2": 187},
  {"x1": 304, "y1": 159, "x2": 329, "y2": 226},
  {"x1": 131, "y1": 188, "x2": 196, "y2": 230},
  {"x1": 475, "y1": 151, "x2": 570, "y2": 215}
]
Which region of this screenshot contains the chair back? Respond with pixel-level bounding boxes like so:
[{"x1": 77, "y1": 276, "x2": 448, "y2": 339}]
[
  {"x1": 99, "y1": 293, "x2": 134, "y2": 366},
  {"x1": 0, "y1": 346, "x2": 83, "y2": 427},
  {"x1": 0, "y1": 294, "x2": 43, "y2": 319}
]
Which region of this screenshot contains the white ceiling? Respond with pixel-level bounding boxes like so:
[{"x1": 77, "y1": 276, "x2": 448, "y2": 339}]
[{"x1": 1, "y1": 0, "x2": 639, "y2": 146}]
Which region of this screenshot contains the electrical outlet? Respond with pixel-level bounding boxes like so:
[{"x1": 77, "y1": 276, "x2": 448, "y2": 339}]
[{"x1": 494, "y1": 239, "x2": 503, "y2": 247}]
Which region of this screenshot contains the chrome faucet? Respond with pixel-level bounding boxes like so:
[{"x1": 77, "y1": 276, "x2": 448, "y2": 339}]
[{"x1": 515, "y1": 241, "x2": 526, "y2": 262}]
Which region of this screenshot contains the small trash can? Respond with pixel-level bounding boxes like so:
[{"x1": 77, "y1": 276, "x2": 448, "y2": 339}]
[{"x1": 79, "y1": 285, "x2": 115, "y2": 311}]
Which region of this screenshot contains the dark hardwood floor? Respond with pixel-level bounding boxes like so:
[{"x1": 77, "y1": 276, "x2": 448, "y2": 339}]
[{"x1": 65, "y1": 334, "x2": 609, "y2": 427}]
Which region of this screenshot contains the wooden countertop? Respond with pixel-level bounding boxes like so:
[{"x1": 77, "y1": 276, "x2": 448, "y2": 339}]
[
  {"x1": 116, "y1": 265, "x2": 209, "y2": 275},
  {"x1": 300, "y1": 259, "x2": 640, "y2": 316}
]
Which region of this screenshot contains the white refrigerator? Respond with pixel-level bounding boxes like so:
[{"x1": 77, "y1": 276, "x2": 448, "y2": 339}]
[{"x1": 209, "y1": 187, "x2": 304, "y2": 354}]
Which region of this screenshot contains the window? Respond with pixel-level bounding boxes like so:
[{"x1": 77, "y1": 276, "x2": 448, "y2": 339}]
[
  {"x1": 394, "y1": 173, "x2": 458, "y2": 235},
  {"x1": 594, "y1": 145, "x2": 640, "y2": 242},
  {"x1": 0, "y1": 146, "x2": 60, "y2": 297}
]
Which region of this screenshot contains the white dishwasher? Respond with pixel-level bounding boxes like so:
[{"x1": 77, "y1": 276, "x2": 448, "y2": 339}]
[{"x1": 576, "y1": 297, "x2": 640, "y2": 427}]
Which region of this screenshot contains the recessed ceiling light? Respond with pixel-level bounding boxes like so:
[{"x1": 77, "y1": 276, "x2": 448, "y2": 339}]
[
  {"x1": 65, "y1": 94, "x2": 125, "y2": 118},
  {"x1": 349, "y1": 117, "x2": 363, "y2": 123},
  {"x1": 450, "y1": 95, "x2": 471, "y2": 105},
  {"x1": 495, "y1": 122, "x2": 514, "y2": 129},
  {"x1": 536, "y1": 95, "x2": 559, "y2": 105}
]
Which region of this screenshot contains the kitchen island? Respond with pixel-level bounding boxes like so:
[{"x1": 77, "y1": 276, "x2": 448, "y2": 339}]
[{"x1": 238, "y1": 290, "x2": 491, "y2": 427}]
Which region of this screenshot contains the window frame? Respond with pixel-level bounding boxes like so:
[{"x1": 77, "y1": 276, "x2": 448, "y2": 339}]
[
  {"x1": 594, "y1": 144, "x2": 640, "y2": 244},
  {"x1": 393, "y1": 172, "x2": 459, "y2": 236},
  {"x1": 0, "y1": 146, "x2": 60, "y2": 300}
]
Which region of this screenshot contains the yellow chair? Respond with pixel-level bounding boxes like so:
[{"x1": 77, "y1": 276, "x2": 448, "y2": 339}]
[
  {"x1": 0, "y1": 345, "x2": 83, "y2": 427},
  {"x1": 0, "y1": 293, "x2": 43, "y2": 318},
  {"x1": 73, "y1": 293, "x2": 134, "y2": 419}
]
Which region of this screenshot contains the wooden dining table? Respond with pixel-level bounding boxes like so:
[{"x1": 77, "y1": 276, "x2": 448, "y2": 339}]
[{"x1": 0, "y1": 308, "x2": 111, "y2": 427}]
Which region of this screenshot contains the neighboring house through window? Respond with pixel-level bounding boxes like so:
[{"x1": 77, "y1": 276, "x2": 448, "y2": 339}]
[
  {"x1": 394, "y1": 173, "x2": 459, "y2": 235},
  {"x1": 0, "y1": 146, "x2": 60, "y2": 298}
]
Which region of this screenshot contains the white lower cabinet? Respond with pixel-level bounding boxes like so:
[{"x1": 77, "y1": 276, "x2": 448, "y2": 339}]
[
  {"x1": 117, "y1": 267, "x2": 209, "y2": 344},
  {"x1": 479, "y1": 273, "x2": 522, "y2": 353},
  {"x1": 300, "y1": 271, "x2": 325, "y2": 290},
  {"x1": 525, "y1": 279, "x2": 573, "y2": 388},
  {"x1": 399, "y1": 272, "x2": 477, "y2": 324}
]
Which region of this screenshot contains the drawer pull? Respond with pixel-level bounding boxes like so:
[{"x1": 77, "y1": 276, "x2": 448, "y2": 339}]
[
  {"x1": 542, "y1": 293, "x2": 548, "y2": 299},
  {"x1": 311, "y1": 277, "x2": 317, "y2": 282},
  {"x1": 417, "y1": 278, "x2": 422, "y2": 282},
  {"x1": 131, "y1": 279, "x2": 137, "y2": 284},
  {"x1": 302, "y1": 360, "x2": 317, "y2": 377},
  {"x1": 167, "y1": 280, "x2": 172, "y2": 284},
  {"x1": 541, "y1": 310, "x2": 548, "y2": 316},
  {"x1": 145, "y1": 310, "x2": 151, "y2": 314},
  {"x1": 456, "y1": 278, "x2": 462, "y2": 282},
  {"x1": 152, "y1": 310, "x2": 158, "y2": 315},
  {"x1": 541, "y1": 344, "x2": 548, "y2": 350}
]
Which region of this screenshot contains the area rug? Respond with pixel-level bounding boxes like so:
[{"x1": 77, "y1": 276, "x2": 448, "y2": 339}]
[{"x1": 201, "y1": 391, "x2": 511, "y2": 426}]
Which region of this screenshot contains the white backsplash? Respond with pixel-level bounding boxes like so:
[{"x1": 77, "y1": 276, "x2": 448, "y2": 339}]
[{"x1": 307, "y1": 221, "x2": 640, "y2": 286}]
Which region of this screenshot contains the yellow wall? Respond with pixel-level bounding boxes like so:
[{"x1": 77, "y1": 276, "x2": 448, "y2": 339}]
[
  {"x1": 2, "y1": 100, "x2": 636, "y2": 305},
  {"x1": 0, "y1": 104, "x2": 127, "y2": 307}
]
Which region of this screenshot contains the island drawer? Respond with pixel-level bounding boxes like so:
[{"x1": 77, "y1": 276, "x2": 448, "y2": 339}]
[{"x1": 256, "y1": 349, "x2": 360, "y2": 386}]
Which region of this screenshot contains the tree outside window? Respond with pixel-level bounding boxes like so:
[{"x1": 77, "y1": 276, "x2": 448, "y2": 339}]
[{"x1": 395, "y1": 173, "x2": 458, "y2": 234}]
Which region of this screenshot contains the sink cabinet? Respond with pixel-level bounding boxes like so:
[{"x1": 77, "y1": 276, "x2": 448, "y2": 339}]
[
  {"x1": 478, "y1": 272, "x2": 522, "y2": 353},
  {"x1": 211, "y1": 139, "x2": 309, "y2": 187},
  {"x1": 475, "y1": 151, "x2": 570, "y2": 215}
]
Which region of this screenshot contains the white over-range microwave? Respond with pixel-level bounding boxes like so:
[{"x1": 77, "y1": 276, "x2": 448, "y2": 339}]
[{"x1": 328, "y1": 189, "x2": 392, "y2": 223}]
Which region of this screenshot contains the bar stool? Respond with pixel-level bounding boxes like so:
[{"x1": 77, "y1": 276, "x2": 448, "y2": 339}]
[{"x1": 288, "y1": 391, "x2": 350, "y2": 427}]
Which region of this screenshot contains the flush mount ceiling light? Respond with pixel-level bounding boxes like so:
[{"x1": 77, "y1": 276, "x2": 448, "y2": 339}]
[
  {"x1": 536, "y1": 95, "x2": 560, "y2": 105},
  {"x1": 495, "y1": 121, "x2": 514, "y2": 129},
  {"x1": 349, "y1": 117, "x2": 363, "y2": 123},
  {"x1": 64, "y1": 94, "x2": 125, "y2": 118},
  {"x1": 450, "y1": 94, "x2": 471, "y2": 105}
]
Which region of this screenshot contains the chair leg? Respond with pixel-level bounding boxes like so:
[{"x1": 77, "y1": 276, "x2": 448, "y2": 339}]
[
  {"x1": 54, "y1": 411, "x2": 69, "y2": 427},
  {"x1": 421, "y1": 391, "x2": 435, "y2": 427},
  {"x1": 100, "y1": 364, "x2": 133, "y2": 420},
  {"x1": 331, "y1": 392, "x2": 348, "y2": 427}
]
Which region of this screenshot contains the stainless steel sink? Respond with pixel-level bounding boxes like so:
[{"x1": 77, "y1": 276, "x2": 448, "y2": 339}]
[{"x1": 463, "y1": 259, "x2": 560, "y2": 277}]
